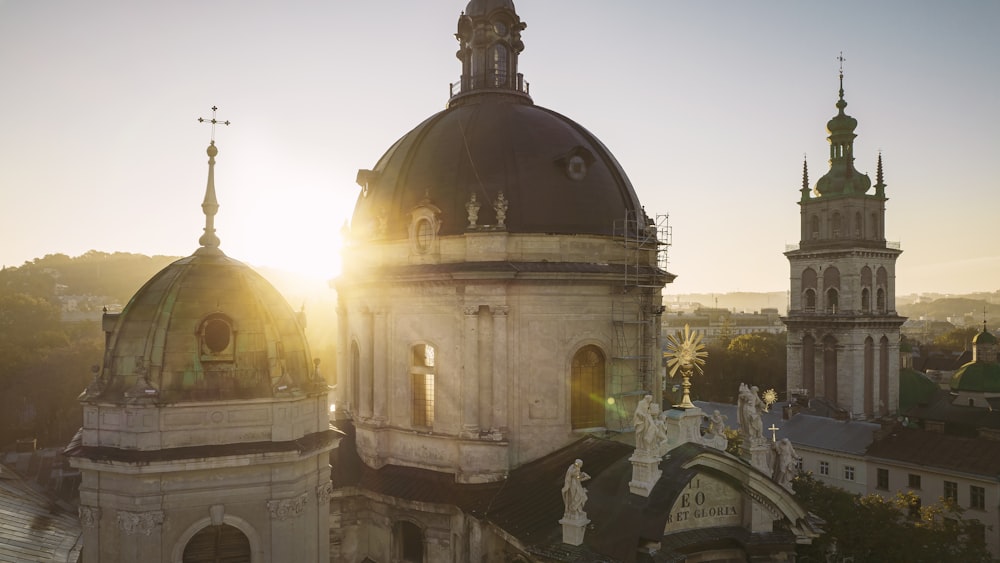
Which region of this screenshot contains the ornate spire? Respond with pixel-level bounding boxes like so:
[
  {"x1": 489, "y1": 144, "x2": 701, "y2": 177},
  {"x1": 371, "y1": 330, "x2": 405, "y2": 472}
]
[
  {"x1": 814, "y1": 57, "x2": 871, "y2": 197},
  {"x1": 874, "y1": 151, "x2": 886, "y2": 197},
  {"x1": 800, "y1": 156, "x2": 810, "y2": 202},
  {"x1": 196, "y1": 107, "x2": 230, "y2": 255}
]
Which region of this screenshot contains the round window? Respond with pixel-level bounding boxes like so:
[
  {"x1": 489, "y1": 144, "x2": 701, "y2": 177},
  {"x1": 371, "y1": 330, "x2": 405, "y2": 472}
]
[{"x1": 203, "y1": 319, "x2": 231, "y2": 353}]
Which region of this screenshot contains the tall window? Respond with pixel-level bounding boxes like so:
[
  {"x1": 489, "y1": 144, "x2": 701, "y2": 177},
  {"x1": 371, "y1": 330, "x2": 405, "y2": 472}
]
[
  {"x1": 491, "y1": 44, "x2": 509, "y2": 87},
  {"x1": 823, "y1": 267, "x2": 840, "y2": 313},
  {"x1": 411, "y1": 344, "x2": 435, "y2": 428},
  {"x1": 802, "y1": 334, "x2": 816, "y2": 397},
  {"x1": 810, "y1": 215, "x2": 820, "y2": 239},
  {"x1": 876, "y1": 468, "x2": 889, "y2": 490},
  {"x1": 351, "y1": 341, "x2": 360, "y2": 416},
  {"x1": 864, "y1": 337, "x2": 875, "y2": 415},
  {"x1": 854, "y1": 211, "x2": 862, "y2": 237},
  {"x1": 802, "y1": 268, "x2": 817, "y2": 312},
  {"x1": 831, "y1": 212, "x2": 842, "y2": 238},
  {"x1": 571, "y1": 346, "x2": 606, "y2": 429},
  {"x1": 823, "y1": 335, "x2": 838, "y2": 403},
  {"x1": 819, "y1": 460, "x2": 830, "y2": 476},
  {"x1": 396, "y1": 521, "x2": 424, "y2": 563},
  {"x1": 879, "y1": 336, "x2": 890, "y2": 415},
  {"x1": 908, "y1": 473, "x2": 921, "y2": 489},
  {"x1": 944, "y1": 481, "x2": 958, "y2": 502},
  {"x1": 970, "y1": 485, "x2": 986, "y2": 510}
]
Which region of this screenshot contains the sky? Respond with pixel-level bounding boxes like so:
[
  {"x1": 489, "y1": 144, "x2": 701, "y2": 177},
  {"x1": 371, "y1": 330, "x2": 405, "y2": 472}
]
[{"x1": 1, "y1": 0, "x2": 998, "y2": 296}]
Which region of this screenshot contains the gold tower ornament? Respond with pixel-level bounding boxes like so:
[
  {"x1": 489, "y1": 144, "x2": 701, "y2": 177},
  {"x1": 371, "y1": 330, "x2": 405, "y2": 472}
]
[{"x1": 664, "y1": 324, "x2": 707, "y2": 409}]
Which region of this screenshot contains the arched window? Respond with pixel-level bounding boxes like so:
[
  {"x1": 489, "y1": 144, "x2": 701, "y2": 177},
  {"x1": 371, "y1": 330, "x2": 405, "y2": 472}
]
[
  {"x1": 571, "y1": 345, "x2": 606, "y2": 429},
  {"x1": 395, "y1": 521, "x2": 424, "y2": 563},
  {"x1": 854, "y1": 212, "x2": 862, "y2": 238},
  {"x1": 802, "y1": 267, "x2": 817, "y2": 312},
  {"x1": 831, "y1": 212, "x2": 842, "y2": 238},
  {"x1": 491, "y1": 44, "x2": 509, "y2": 87},
  {"x1": 823, "y1": 267, "x2": 840, "y2": 313},
  {"x1": 823, "y1": 335, "x2": 838, "y2": 404},
  {"x1": 861, "y1": 288, "x2": 871, "y2": 313},
  {"x1": 870, "y1": 212, "x2": 879, "y2": 239},
  {"x1": 879, "y1": 336, "x2": 890, "y2": 415},
  {"x1": 411, "y1": 344, "x2": 435, "y2": 428},
  {"x1": 802, "y1": 334, "x2": 816, "y2": 397},
  {"x1": 350, "y1": 341, "x2": 360, "y2": 417},
  {"x1": 864, "y1": 337, "x2": 875, "y2": 416},
  {"x1": 810, "y1": 215, "x2": 820, "y2": 239},
  {"x1": 876, "y1": 267, "x2": 888, "y2": 313},
  {"x1": 183, "y1": 524, "x2": 251, "y2": 563}
]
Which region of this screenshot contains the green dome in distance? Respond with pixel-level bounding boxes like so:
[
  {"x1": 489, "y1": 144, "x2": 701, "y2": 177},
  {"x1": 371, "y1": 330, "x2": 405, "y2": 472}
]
[{"x1": 950, "y1": 361, "x2": 1000, "y2": 393}]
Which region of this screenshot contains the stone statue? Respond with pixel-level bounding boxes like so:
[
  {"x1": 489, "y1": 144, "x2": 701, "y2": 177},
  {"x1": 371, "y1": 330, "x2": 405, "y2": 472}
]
[
  {"x1": 772, "y1": 438, "x2": 800, "y2": 491},
  {"x1": 633, "y1": 394, "x2": 667, "y2": 454},
  {"x1": 702, "y1": 409, "x2": 728, "y2": 451},
  {"x1": 465, "y1": 193, "x2": 481, "y2": 228},
  {"x1": 561, "y1": 459, "x2": 590, "y2": 520},
  {"x1": 494, "y1": 191, "x2": 508, "y2": 228},
  {"x1": 738, "y1": 383, "x2": 765, "y2": 443}
]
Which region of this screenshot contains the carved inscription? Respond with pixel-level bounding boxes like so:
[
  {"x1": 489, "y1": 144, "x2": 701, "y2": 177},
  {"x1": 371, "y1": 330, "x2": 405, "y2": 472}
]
[{"x1": 664, "y1": 474, "x2": 742, "y2": 532}]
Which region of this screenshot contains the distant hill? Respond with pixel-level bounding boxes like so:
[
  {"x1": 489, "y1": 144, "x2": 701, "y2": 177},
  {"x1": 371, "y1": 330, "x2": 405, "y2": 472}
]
[{"x1": 898, "y1": 296, "x2": 1000, "y2": 327}]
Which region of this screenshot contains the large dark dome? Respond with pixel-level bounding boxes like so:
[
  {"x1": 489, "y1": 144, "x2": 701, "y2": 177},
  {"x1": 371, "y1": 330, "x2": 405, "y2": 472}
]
[{"x1": 352, "y1": 96, "x2": 644, "y2": 241}]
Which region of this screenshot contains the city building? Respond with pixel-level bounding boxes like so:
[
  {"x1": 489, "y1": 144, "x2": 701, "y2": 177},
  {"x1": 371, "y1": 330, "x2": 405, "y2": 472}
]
[
  {"x1": 663, "y1": 307, "x2": 785, "y2": 346},
  {"x1": 783, "y1": 67, "x2": 905, "y2": 420}
]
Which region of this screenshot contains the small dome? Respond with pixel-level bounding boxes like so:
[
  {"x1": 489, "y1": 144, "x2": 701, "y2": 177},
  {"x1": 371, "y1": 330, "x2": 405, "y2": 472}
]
[
  {"x1": 950, "y1": 361, "x2": 1000, "y2": 393},
  {"x1": 95, "y1": 252, "x2": 313, "y2": 403},
  {"x1": 352, "y1": 96, "x2": 644, "y2": 241},
  {"x1": 973, "y1": 328, "x2": 998, "y2": 346}
]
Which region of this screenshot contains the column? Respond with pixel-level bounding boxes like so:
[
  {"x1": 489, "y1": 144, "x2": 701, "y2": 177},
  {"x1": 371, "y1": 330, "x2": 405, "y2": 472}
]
[
  {"x1": 372, "y1": 309, "x2": 388, "y2": 424},
  {"x1": 478, "y1": 307, "x2": 493, "y2": 431},
  {"x1": 462, "y1": 306, "x2": 480, "y2": 435},
  {"x1": 492, "y1": 306, "x2": 509, "y2": 433}
]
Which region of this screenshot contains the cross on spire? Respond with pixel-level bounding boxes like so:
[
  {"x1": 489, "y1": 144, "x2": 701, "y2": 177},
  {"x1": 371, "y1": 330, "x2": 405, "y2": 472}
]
[
  {"x1": 198, "y1": 106, "x2": 230, "y2": 143},
  {"x1": 837, "y1": 51, "x2": 846, "y2": 74}
]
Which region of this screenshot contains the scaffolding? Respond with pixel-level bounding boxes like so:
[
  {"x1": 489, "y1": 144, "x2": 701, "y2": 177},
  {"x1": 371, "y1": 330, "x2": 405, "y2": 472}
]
[{"x1": 609, "y1": 211, "x2": 671, "y2": 430}]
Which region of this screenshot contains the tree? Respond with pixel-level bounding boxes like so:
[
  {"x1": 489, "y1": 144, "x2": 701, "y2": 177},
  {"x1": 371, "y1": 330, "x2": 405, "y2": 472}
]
[
  {"x1": 794, "y1": 472, "x2": 991, "y2": 562},
  {"x1": 932, "y1": 326, "x2": 980, "y2": 354}
]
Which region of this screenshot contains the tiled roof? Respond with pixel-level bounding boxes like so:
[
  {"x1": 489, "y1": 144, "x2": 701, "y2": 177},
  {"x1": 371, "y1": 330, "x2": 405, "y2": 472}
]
[
  {"x1": 905, "y1": 389, "x2": 1000, "y2": 432},
  {"x1": 694, "y1": 401, "x2": 879, "y2": 455},
  {"x1": 866, "y1": 427, "x2": 1000, "y2": 477},
  {"x1": 0, "y1": 463, "x2": 81, "y2": 562}
]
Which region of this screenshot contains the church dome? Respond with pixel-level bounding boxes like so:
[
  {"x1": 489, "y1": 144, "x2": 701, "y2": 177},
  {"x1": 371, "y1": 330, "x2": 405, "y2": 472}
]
[
  {"x1": 351, "y1": 98, "x2": 643, "y2": 241},
  {"x1": 950, "y1": 361, "x2": 1000, "y2": 394},
  {"x1": 350, "y1": 0, "x2": 643, "y2": 243},
  {"x1": 96, "y1": 252, "x2": 313, "y2": 403},
  {"x1": 88, "y1": 140, "x2": 315, "y2": 405}
]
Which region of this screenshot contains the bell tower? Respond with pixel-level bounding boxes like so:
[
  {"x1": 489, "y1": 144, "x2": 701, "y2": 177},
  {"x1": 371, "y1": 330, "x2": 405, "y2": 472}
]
[
  {"x1": 451, "y1": 0, "x2": 529, "y2": 104},
  {"x1": 783, "y1": 64, "x2": 905, "y2": 419}
]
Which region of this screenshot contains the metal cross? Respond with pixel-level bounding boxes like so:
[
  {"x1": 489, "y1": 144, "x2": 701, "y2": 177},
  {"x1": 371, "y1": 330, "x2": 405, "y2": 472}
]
[
  {"x1": 198, "y1": 106, "x2": 231, "y2": 142},
  {"x1": 768, "y1": 423, "x2": 780, "y2": 442},
  {"x1": 837, "y1": 51, "x2": 846, "y2": 73}
]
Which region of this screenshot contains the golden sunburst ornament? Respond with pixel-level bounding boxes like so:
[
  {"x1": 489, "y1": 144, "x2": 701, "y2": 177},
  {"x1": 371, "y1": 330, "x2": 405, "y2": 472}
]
[
  {"x1": 663, "y1": 324, "x2": 707, "y2": 408},
  {"x1": 762, "y1": 388, "x2": 779, "y2": 411}
]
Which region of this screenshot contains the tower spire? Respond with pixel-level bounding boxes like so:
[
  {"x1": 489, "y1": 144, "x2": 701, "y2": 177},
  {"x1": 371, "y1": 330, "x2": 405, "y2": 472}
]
[
  {"x1": 814, "y1": 55, "x2": 871, "y2": 196},
  {"x1": 450, "y1": 0, "x2": 530, "y2": 105},
  {"x1": 874, "y1": 151, "x2": 886, "y2": 197},
  {"x1": 196, "y1": 106, "x2": 230, "y2": 254},
  {"x1": 800, "y1": 155, "x2": 810, "y2": 202}
]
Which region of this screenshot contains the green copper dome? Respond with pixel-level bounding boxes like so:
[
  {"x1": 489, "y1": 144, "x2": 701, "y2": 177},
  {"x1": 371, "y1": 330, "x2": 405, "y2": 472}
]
[
  {"x1": 950, "y1": 361, "x2": 1000, "y2": 393},
  {"x1": 973, "y1": 328, "x2": 998, "y2": 346}
]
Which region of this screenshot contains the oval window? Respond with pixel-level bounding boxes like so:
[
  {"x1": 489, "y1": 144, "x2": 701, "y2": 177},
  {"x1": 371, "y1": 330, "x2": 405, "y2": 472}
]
[{"x1": 204, "y1": 319, "x2": 231, "y2": 353}]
